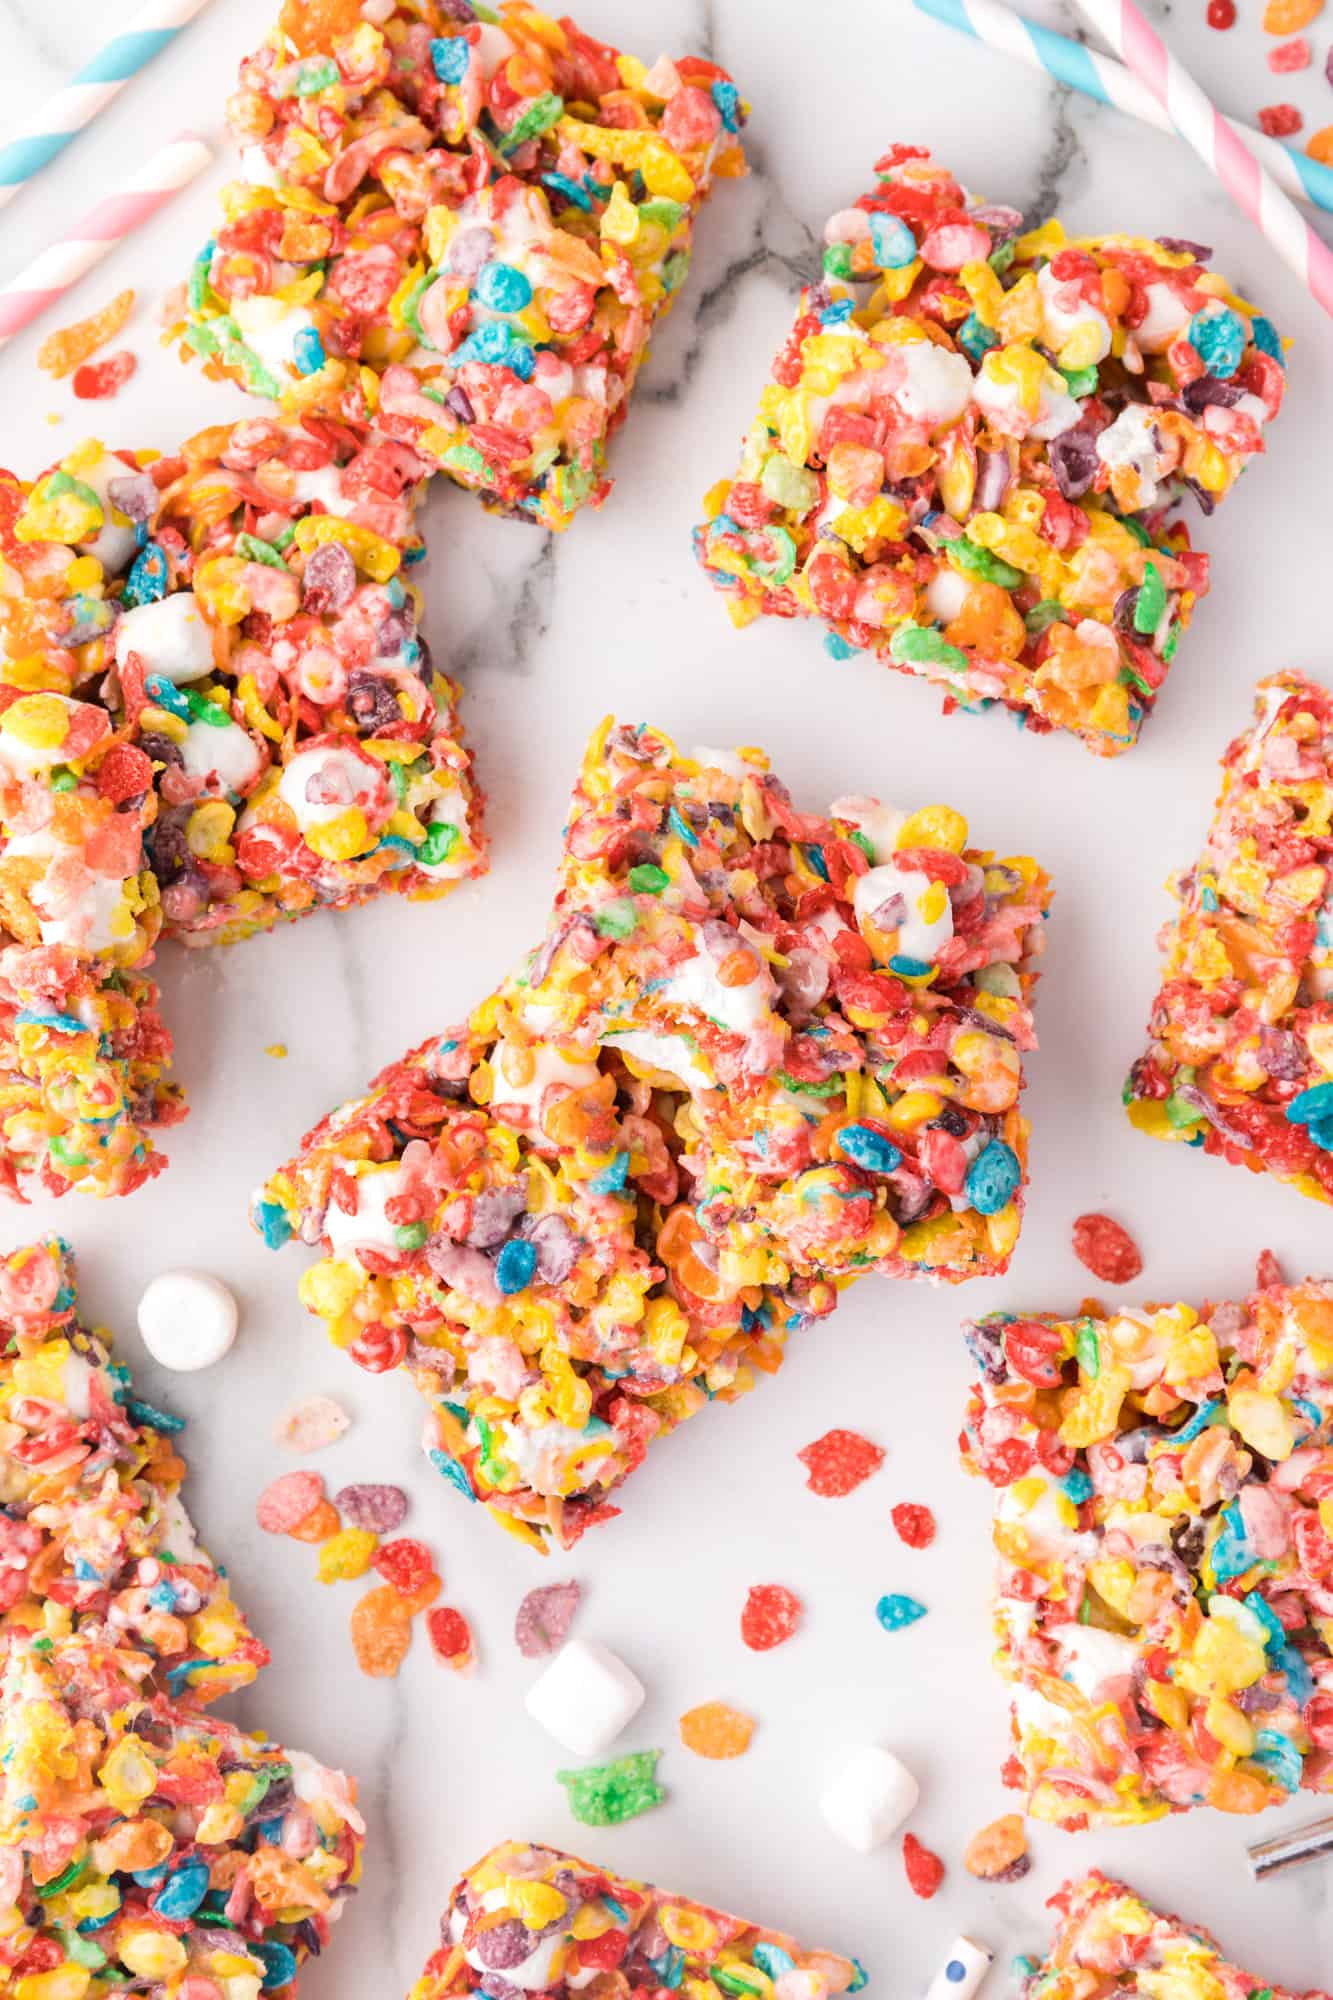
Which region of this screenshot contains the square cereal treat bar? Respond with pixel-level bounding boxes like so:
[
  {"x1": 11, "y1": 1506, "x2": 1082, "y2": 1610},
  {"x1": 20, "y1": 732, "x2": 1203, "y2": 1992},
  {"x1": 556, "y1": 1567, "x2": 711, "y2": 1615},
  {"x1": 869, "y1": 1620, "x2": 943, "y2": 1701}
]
[
  {"x1": 1020, "y1": 1872, "x2": 1329, "y2": 2000},
  {"x1": 174, "y1": 0, "x2": 747, "y2": 530},
  {"x1": 0, "y1": 462, "x2": 183, "y2": 1199},
  {"x1": 696, "y1": 144, "x2": 1284, "y2": 755},
  {"x1": 1126, "y1": 671, "x2": 1333, "y2": 1206},
  {"x1": 0, "y1": 1238, "x2": 269, "y2": 1704},
  {"x1": 409, "y1": 1840, "x2": 864, "y2": 2000},
  {"x1": 960, "y1": 1273, "x2": 1333, "y2": 1828},
  {"x1": 257, "y1": 1009, "x2": 829, "y2": 1552},
  {"x1": 514, "y1": 719, "x2": 1052, "y2": 1285},
  {"x1": 0, "y1": 1628, "x2": 363, "y2": 1998}
]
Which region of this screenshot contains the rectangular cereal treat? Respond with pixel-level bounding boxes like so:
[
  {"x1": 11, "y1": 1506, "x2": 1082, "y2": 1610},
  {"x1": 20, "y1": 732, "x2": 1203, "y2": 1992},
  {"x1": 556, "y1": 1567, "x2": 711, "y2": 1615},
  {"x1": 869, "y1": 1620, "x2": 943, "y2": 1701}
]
[
  {"x1": 0, "y1": 1628, "x2": 364, "y2": 1998},
  {"x1": 409, "y1": 1839, "x2": 864, "y2": 2000},
  {"x1": 173, "y1": 1, "x2": 747, "y2": 530},
  {"x1": 257, "y1": 1011, "x2": 830, "y2": 1552},
  {"x1": 960, "y1": 1273, "x2": 1333, "y2": 1828},
  {"x1": 1126, "y1": 671, "x2": 1333, "y2": 1205},
  {"x1": 13, "y1": 425, "x2": 486, "y2": 948},
  {"x1": 1021, "y1": 1872, "x2": 1329, "y2": 2000},
  {"x1": 696, "y1": 144, "x2": 1284, "y2": 755},
  {"x1": 516, "y1": 719, "x2": 1052, "y2": 1284},
  {"x1": 0, "y1": 1238, "x2": 270, "y2": 1703},
  {"x1": 0, "y1": 465, "x2": 184, "y2": 1199}
]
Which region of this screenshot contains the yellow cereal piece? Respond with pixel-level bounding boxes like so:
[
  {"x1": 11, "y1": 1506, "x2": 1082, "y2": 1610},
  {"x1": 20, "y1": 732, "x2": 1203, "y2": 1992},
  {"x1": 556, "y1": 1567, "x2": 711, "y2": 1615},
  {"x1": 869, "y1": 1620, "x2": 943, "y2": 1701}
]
[{"x1": 316, "y1": 1527, "x2": 379, "y2": 1583}]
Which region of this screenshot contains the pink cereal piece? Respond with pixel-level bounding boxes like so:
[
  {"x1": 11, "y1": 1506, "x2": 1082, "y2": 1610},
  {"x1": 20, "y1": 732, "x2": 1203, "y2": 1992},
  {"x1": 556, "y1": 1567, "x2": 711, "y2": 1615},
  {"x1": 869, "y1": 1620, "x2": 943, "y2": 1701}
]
[
  {"x1": 334, "y1": 1482, "x2": 409, "y2": 1534},
  {"x1": 1268, "y1": 35, "x2": 1312, "y2": 67},
  {"x1": 274, "y1": 1394, "x2": 351, "y2": 1452},
  {"x1": 920, "y1": 220, "x2": 991, "y2": 271},
  {"x1": 256, "y1": 1469, "x2": 324, "y2": 1534}
]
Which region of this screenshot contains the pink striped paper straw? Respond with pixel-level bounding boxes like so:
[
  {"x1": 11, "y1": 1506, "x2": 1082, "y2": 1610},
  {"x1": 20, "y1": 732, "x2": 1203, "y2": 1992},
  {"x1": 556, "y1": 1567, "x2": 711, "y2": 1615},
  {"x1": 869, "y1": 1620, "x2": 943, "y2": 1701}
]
[
  {"x1": 0, "y1": 132, "x2": 213, "y2": 351},
  {"x1": 1071, "y1": 0, "x2": 1333, "y2": 318}
]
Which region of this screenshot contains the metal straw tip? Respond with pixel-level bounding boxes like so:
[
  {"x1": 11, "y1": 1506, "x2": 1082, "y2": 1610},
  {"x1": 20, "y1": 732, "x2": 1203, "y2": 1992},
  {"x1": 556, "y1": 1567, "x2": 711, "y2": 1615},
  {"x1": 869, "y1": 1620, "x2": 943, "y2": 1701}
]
[{"x1": 1246, "y1": 1812, "x2": 1333, "y2": 1879}]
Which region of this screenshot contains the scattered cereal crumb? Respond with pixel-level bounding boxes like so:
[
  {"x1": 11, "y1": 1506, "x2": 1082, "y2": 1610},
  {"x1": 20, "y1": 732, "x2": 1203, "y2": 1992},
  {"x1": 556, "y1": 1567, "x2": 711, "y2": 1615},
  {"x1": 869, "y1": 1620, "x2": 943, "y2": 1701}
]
[
  {"x1": 891, "y1": 1503, "x2": 936, "y2": 1549},
  {"x1": 350, "y1": 1586, "x2": 413, "y2": 1678},
  {"x1": 903, "y1": 1832, "x2": 945, "y2": 1899},
  {"x1": 426, "y1": 1605, "x2": 474, "y2": 1670},
  {"x1": 266, "y1": 1042, "x2": 289, "y2": 1058},
  {"x1": 964, "y1": 1813, "x2": 1030, "y2": 1881},
  {"x1": 37, "y1": 288, "x2": 134, "y2": 377},
  {"x1": 740, "y1": 1584, "x2": 802, "y2": 1651},
  {"x1": 45, "y1": 411, "x2": 61, "y2": 425},
  {"x1": 1256, "y1": 1248, "x2": 1285, "y2": 1289},
  {"x1": 334, "y1": 1482, "x2": 408, "y2": 1533},
  {"x1": 1310, "y1": 123, "x2": 1333, "y2": 161},
  {"x1": 316, "y1": 1527, "x2": 379, "y2": 1583},
  {"x1": 1268, "y1": 34, "x2": 1312, "y2": 65},
  {"x1": 1071, "y1": 1212, "x2": 1142, "y2": 1284},
  {"x1": 72, "y1": 350, "x2": 136, "y2": 399},
  {"x1": 373, "y1": 1537, "x2": 435, "y2": 1596},
  {"x1": 797, "y1": 1428, "x2": 885, "y2": 1497},
  {"x1": 1261, "y1": 0, "x2": 1322, "y2": 31},
  {"x1": 1206, "y1": 0, "x2": 1236, "y2": 23},
  {"x1": 679, "y1": 1701, "x2": 755, "y2": 1759},
  {"x1": 515, "y1": 1580, "x2": 582, "y2": 1658},
  {"x1": 557, "y1": 1750, "x2": 665, "y2": 1826},
  {"x1": 274, "y1": 1394, "x2": 350, "y2": 1452},
  {"x1": 256, "y1": 1470, "x2": 324, "y2": 1535},
  {"x1": 875, "y1": 1593, "x2": 927, "y2": 1632},
  {"x1": 1259, "y1": 101, "x2": 1304, "y2": 134}
]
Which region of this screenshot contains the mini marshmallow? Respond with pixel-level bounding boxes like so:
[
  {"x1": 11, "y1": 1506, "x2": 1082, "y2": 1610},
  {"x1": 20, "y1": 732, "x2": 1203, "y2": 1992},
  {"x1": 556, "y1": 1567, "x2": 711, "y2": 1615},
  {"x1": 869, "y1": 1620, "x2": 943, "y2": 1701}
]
[
  {"x1": 137, "y1": 1270, "x2": 239, "y2": 1372},
  {"x1": 924, "y1": 1938, "x2": 993, "y2": 2000},
  {"x1": 819, "y1": 1744, "x2": 919, "y2": 1852},
  {"x1": 115, "y1": 592, "x2": 215, "y2": 684},
  {"x1": 524, "y1": 1638, "x2": 645, "y2": 1757}
]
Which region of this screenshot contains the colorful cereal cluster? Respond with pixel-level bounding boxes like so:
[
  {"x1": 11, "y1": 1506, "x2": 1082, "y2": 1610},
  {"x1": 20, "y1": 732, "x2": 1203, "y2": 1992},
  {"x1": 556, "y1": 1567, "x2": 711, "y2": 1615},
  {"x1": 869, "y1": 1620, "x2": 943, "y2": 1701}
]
[
  {"x1": 407, "y1": 1840, "x2": 865, "y2": 2000},
  {"x1": 255, "y1": 720, "x2": 1051, "y2": 1550},
  {"x1": 1126, "y1": 671, "x2": 1333, "y2": 1208},
  {"x1": 696, "y1": 145, "x2": 1286, "y2": 756},
  {"x1": 0, "y1": 1630, "x2": 363, "y2": 1999},
  {"x1": 1021, "y1": 1872, "x2": 1331, "y2": 2000},
  {"x1": 173, "y1": 0, "x2": 749, "y2": 531},
  {"x1": 0, "y1": 423, "x2": 484, "y2": 1199},
  {"x1": 960, "y1": 1271, "x2": 1333, "y2": 1826},
  {"x1": 0, "y1": 1240, "x2": 364, "y2": 1994}
]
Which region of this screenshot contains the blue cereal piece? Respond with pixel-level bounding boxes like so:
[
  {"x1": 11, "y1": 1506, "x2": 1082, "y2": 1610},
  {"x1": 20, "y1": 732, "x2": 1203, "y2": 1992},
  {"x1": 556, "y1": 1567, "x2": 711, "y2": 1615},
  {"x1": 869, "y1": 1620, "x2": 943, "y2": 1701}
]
[
  {"x1": 496, "y1": 1238, "x2": 538, "y2": 1294},
  {"x1": 875, "y1": 1592, "x2": 927, "y2": 1632},
  {"x1": 964, "y1": 1139, "x2": 1021, "y2": 1215},
  {"x1": 869, "y1": 212, "x2": 917, "y2": 269},
  {"x1": 1188, "y1": 305, "x2": 1246, "y2": 379},
  {"x1": 836, "y1": 1123, "x2": 902, "y2": 1175}
]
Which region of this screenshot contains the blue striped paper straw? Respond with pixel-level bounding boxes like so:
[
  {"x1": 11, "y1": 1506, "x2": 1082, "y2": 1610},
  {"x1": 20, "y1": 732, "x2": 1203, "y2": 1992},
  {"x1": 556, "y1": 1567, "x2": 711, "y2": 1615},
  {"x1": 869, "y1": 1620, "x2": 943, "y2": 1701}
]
[
  {"x1": 0, "y1": 0, "x2": 214, "y2": 210},
  {"x1": 915, "y1": 0, "x2": 1333, "y2": 216}
]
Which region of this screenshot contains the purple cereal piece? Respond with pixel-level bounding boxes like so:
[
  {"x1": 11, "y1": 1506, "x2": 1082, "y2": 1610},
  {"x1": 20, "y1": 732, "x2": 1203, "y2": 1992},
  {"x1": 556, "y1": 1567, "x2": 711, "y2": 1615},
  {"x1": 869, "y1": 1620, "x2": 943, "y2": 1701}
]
[
  {"x1": 514, "y1": 1579, "x2": 582, "y2": 1658},
  {"x1": 302, "y1": 540, "x2": 357, "y2": 613},
  {"x1": 334, "y1": 1482, "x2": 409, "y2": 1533}
]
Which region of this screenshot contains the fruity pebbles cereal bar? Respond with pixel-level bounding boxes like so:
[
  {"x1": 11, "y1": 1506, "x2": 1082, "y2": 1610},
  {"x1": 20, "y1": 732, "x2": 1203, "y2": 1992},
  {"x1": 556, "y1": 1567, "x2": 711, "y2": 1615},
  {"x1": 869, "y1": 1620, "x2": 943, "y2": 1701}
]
[
  {"x1": 0, "y1": 1628, "x2": 363, "y2": 1997},
  {"x1": 1126, "y1": 671, "x2": 1333, "y2": 1206},
  {"x1": 256, "y1": 1003, "x2": 830, "y2": 1553},
  {"x1": 696, "y1": 144, "x2": 1285, "y2": 755},
  {"x1": 409, "y1": 1839, "x2": 864, "y2": 2000},
  {"x1": 1021, "y1": 1872, "x2": 1329, "y2": 2000},
  {"x1": 961, "y1": 1272, "x2": 1333, "y2": 1827},
  {"x1": 0, "y1": 1239, "x2": 268, "y2": 1705},
  {"x1": 518, "y1": 719, "x2": 1052, "y2": 1285},
  {"x1": 174, "y1": 0, "x2": 748, "y2": 531},
  {"x1": 0, "y1": 459, "x2": 182, "y2": 1200}
]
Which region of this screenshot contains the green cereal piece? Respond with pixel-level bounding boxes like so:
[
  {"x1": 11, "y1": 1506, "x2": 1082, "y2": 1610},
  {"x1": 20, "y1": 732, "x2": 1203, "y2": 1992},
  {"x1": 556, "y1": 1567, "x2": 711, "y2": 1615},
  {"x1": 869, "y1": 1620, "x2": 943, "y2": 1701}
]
[
  {"x1": 629, "y1": 863, "x2": 669, "y2": 894},
  {"x1": 556, "y1": 1750, "x2": 665, "y2": 1826},
  {"x1": 419, "y1": 820, "x2": 460, "y2": 867},
  {"x1": 1060, "y1": 364, "x2": 1099, "y2": 398},
  {"x1": 822, "y1": 243, "x2": 854, "y2": 280},
  {"x1": 639, "y1": 199, "x2": 686, "y2": 231},
  {"x1": 234, "y1": 532, "x2": 287, "y2": 571},
  {"x1": 948, "y1": 536, "x2": 1025, "y2": 590},
  {"x1": 1024, "y1": 599, "x2": 1069, "y2": 637},
  {"x1": 889, "y1": 623, "x2": 969, "y2": 675},
  {"x1": 500, "y1": 92, "x2": 564, "y2": 153},
  {"x1": 1134, "y1": 559, "x2": 1167, "y2": 634},
  {"x1": 1075, "y1": 1319, "x2": 1101, "y2": 1379},
  {"x1": 593, "y1": 898, "x2": 637, "y2": 940}
]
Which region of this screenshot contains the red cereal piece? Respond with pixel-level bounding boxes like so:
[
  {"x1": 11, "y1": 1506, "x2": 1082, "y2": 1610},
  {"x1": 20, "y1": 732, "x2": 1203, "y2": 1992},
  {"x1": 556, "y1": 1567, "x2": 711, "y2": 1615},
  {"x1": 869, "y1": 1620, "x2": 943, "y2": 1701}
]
[
  {"x1": 256, "y1": 1469, "x2": 324, "y2": 1534},
  {"x1": 348, "y1": 1323, "x2": 408, "y2": 1374},
  {"x1": 334, "y1": 1482, "x2": 408, "y2": 1533},
  {"x1": 796, "y1": 1428, "x2": 885, "y2": 1497},
  {"x1": 1259, "y1": 101, "x2": 1304, "y2": 135},
  {"x1": 1256, "y1": 1248, "x2": 1285, "y2": 1289},
  {"x1": 1206, "y1": 0, "x2": 1236, "y2": 20},
  {"x1": 1071, "y1": 1212, "x2": 1143, "y2": 1285},
  {"x1": 740, "y1": 1584, "x2": 802, "y2": 1652},
  {"x1": 426, "y1": 1605, "x2": 474, "y2": 1670},
  {"x1": 891, "y1": 1503, "x2": 936, "y2": 1549},
  {"x1": 514, "y1": 1580, "x2": 582, "y2": 1658},
  {"x1": 902, "y1": 1833, "x2": 945, "y2": 1899},
  {"x1": 71, "y1": 351, "x2": 137, "y2": 400},
  {"x1": 1268, "y1": 35, "x2": 1312, "y2": 66},
  {"x1": 372, "y1": 1536, "x2": 435, "y2": 1597}
]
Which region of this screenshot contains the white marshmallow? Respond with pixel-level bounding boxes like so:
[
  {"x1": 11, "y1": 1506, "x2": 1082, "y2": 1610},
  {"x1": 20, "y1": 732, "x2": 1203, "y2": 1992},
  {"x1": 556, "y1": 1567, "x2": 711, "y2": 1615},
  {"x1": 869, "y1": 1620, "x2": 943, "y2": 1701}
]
[
  {"x1": 179, "y1": 716, "x2": 264, "y2": 796},
  {"x1": 136, "y1": 1270, "x2": 239, "y2": 1372},
  {"x1": 115, "y1": 593, "x2": 214, "y2": 684},
  {"x1": 277, "y1": 744, "x2": 389, "y2": 837},
  {"x1": 231, "y1": 295, "x2": 319, "y2": 381},
  {"x1": 660, "y1": 947, "x2": 774, "y2": 1035},
  {"x1": 605, "y1": 1027, "x2": 714, "y2": 1094},
  {"x1": 819, "y1": 1745, "x2": 920, "y2": 1852},
  {"x1": 75, "y1": 450, "x2": 141, "y2": 573},
  {"x1": 524, "y1": 1638, "x2": 645, "y2": 1756},
  {"x1": 830, "y1": 797, "x2": 906, "y2": 864},
  {"x1": 322, "y1": 1163, "x2": 409, "y2": 1259},
  {"x1": 925, "y1": 1938, "x2": 993, "y2": 2000}
]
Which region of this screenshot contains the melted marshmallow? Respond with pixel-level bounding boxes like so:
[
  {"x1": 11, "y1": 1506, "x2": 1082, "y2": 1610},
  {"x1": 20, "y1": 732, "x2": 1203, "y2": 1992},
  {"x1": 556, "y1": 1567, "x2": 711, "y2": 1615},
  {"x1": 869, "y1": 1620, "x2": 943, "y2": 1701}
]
[
  {"x1": 115, "y1": 593, "x2": 214, "y2": 684},
  {"x1": 322, "y1": 1163, "x2": 409, "y2": 1259}
]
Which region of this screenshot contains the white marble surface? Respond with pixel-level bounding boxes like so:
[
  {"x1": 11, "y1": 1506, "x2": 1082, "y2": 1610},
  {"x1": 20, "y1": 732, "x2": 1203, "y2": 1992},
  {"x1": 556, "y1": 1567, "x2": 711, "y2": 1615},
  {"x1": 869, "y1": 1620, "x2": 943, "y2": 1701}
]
[{"x1": 2, "y1": 0, "x2": 1333, "y2": 1992}]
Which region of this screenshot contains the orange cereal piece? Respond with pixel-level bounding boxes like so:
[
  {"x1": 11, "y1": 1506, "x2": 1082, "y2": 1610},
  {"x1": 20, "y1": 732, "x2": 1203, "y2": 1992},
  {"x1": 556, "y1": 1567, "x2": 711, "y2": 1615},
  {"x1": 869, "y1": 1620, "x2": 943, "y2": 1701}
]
[
  {"x1": 288, "y1": 1497, "x2": 341, "y2": 1543},
  {"x1": 397, "y1": 1571, "x2": 442, "y2": 1617},
  {"x1": 279, "y1": 0, "x2": 361, "y2": 50},
  {"x1": 963, "y1": 1812, "x2": 1030, "y2": 1880},
  {"x1": 1262, "y1": 0, "x2": 1322, "y2": 31},
  {"x1": 678, "y1": 1701, "x2": 755, "y2": 1759},
  {"x1": 37, "y1": 288, "x2": 135, "y2": 378},
  {"x1": 350, "y1": 1586, "x2": 413, "y2": 1678},
  {"x1": 1307, "y1": 124, "x2": 1333, "y2": 162}
]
